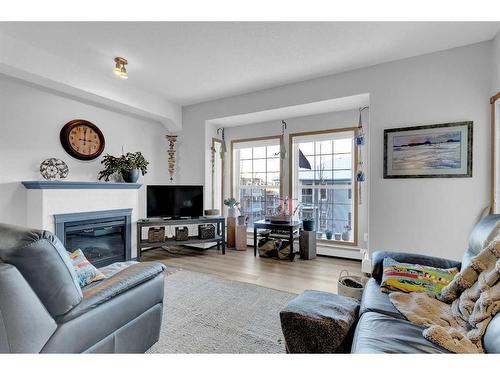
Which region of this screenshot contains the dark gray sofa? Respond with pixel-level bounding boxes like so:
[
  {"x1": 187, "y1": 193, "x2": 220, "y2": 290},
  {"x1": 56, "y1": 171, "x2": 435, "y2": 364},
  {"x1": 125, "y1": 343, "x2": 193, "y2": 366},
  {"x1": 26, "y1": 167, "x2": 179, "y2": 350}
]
[
  {"x1": 351, "y1": 214, "x2": 500, "y2": 353},
  {"x1": 0, "y1": 223, "x2": 165, "y2": 353}
]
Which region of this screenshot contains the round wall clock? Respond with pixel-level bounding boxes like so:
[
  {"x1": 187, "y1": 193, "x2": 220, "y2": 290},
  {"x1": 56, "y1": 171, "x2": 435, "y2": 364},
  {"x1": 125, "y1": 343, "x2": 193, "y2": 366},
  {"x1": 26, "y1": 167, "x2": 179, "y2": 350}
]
[{"x1": 60, "y1": 119, "x2": 105, "y2": 160}]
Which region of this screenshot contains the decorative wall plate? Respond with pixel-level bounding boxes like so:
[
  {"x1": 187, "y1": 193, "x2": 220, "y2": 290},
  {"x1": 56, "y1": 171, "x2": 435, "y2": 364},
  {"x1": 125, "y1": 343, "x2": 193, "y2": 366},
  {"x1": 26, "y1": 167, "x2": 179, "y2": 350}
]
[{"x1": 40, "y1": 158, "x2": 69, "y2": 180}]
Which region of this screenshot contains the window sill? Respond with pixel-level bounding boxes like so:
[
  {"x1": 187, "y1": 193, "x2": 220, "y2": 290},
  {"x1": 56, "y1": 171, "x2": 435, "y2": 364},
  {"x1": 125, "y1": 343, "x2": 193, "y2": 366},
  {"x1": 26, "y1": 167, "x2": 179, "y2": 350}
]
[
  {"x1": 243, "y1": 232, "x2": 362, "y2": 260},
  {"x1": 317, "y1": 239, "x2": 357, "y2": 248},
  {"x1": 245, "y1": 229, "x2": 356, "y2": 247}
]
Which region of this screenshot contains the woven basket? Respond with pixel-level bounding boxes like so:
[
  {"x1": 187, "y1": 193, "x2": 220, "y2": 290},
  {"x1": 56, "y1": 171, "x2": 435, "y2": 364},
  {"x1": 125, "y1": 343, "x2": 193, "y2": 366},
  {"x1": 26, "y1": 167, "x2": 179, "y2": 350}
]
[
  {"x1": 338, "y1": 270, "x2": 367, "y2": 300},
  {"x1": 148, "y1": 227, "x2": 165, "y2": 243},
  {"x1": 198, "y1": 224, "x2": 215, "y2": 239},
  {"x1": 175, "y1": 226, "x2": 189, "y2": 241}
]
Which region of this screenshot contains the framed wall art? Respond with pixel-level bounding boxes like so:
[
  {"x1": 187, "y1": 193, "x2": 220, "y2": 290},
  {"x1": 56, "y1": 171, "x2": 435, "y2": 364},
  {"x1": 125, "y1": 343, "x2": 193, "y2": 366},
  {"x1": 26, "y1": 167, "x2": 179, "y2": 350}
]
[{"x1": 384, "y1": 121, "x2": 472, "y2": 178}]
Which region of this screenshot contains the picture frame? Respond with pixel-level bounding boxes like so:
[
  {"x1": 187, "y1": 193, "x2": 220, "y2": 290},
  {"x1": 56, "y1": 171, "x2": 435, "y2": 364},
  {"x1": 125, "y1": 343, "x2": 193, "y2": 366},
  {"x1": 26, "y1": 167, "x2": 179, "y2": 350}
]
[{"x1": 384, "y1": 121, "x2": 473, "y2": 179}]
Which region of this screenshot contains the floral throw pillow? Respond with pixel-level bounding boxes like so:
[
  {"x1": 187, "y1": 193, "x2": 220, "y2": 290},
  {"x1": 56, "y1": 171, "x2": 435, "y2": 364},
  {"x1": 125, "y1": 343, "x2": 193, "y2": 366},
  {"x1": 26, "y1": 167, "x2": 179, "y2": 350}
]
[
  {"x1": 69, "y1": 249, "x2": 106, "y2": 288},
  {"x1": 380, "y1": 257, "x2": 458, "y2": 295}
]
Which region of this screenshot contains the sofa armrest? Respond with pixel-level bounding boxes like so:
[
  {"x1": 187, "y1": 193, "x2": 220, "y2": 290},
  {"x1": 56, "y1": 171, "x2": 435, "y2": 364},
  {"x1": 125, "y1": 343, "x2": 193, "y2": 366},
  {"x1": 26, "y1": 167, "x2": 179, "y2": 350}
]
[
  {"x1": 57, "y1": 262, "x2": 165, "y2": 323},
  {"x1": 371, "y1": 250, "x2": 461, "y2": 282},
  {"x1": 0, "y1": 262, "x2": 57, "y2": 353}
]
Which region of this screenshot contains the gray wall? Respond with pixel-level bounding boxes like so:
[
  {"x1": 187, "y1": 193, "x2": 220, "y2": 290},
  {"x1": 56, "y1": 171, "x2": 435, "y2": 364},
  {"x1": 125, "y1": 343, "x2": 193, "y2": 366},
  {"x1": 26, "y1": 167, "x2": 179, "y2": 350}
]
[
  {"x1": 493, "y1": 32, "x2": 500, "y2": 94},
  {"x1": 181, "y1": 41, "x2": 492, "y2": 261}
]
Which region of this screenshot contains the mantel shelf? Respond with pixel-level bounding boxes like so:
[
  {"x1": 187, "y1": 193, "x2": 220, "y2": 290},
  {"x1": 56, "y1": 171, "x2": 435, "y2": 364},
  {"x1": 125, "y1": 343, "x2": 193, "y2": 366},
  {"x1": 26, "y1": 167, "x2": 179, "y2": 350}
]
[{"x1": 21, "y1": 180, "x2": 142, "y2": 190}]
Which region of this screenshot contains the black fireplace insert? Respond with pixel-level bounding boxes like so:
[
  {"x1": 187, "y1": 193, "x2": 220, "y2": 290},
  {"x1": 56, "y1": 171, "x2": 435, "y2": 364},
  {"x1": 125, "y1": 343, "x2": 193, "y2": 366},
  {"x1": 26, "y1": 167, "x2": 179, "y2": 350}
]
[{"x1": 54, "y1": 209, "x2": 132, "y2": 268}]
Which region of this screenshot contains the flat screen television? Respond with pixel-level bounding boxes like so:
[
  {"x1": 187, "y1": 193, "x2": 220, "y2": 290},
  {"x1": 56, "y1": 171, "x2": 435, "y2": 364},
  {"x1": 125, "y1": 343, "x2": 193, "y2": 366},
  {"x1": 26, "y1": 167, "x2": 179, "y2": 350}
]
[{"x1": 147, "y1": 185, "x2": 204, "y2": 218}]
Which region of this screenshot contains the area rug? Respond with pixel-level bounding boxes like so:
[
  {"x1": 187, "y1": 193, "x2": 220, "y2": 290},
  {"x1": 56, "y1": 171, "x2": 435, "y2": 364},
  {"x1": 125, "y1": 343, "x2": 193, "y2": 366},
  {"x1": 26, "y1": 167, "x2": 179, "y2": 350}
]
[{"x1": 147, "y1": 270, "x2": 296, "y2": 353}]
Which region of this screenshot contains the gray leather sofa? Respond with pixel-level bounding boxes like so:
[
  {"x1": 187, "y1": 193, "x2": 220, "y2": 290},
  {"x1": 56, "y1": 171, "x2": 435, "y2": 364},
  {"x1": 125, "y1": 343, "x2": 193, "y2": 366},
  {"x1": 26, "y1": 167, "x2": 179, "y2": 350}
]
[
  {"x1": 351, "y1": 214, "x2": 500, "y2": 353},
  {"x1": 0, "y1": 223, "x2": 166, "y2": 353}
]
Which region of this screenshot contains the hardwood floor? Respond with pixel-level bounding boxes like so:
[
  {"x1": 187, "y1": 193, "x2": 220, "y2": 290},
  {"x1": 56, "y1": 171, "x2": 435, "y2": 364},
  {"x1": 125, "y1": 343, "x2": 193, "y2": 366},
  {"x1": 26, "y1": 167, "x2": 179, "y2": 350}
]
[{"x1": 141, "y1": 245, "x2": 362, "y2": 294}]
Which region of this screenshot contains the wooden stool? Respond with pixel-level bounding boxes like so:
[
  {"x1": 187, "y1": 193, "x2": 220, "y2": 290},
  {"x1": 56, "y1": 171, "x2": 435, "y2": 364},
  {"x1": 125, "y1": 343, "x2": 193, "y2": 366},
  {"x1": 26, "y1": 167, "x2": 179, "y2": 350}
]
[{"x1": 227, "y1": 216, "x2": 236, "y2": 248}]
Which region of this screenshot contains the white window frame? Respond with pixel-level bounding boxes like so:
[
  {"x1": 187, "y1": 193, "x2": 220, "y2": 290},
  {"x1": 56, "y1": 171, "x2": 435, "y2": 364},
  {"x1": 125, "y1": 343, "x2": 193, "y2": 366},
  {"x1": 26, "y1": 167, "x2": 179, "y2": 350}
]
[
  {"x1": 289, "y1": 128, "x2": 358, "y2": 246},
  {"x1": 231, "y1": 136, "x2": 283, "y2": 227}
]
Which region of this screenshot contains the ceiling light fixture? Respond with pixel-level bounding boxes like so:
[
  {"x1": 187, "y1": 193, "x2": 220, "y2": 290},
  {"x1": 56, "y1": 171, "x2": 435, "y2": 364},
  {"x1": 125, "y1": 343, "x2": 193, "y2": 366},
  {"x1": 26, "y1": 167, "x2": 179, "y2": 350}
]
[{"x1": 113, "y1": 57, "x2": 128, "y2": 79}]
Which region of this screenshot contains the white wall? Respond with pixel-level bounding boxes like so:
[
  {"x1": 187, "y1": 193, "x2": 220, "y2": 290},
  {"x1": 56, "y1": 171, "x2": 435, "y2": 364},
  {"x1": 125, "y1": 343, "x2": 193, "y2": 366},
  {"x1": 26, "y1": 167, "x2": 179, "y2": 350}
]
[
  {"x1": 0, "y1": 75, "x2": 170, "y2": 226},
  {"x1": 493, "y1": 31, "x2": 500, "y2": 94},
  {"x1": 181, "y1": 41, "x2": 492, "y2": 261},
  {"x1": 222, "y1": 109, "x2": 369, "y2": 250}
]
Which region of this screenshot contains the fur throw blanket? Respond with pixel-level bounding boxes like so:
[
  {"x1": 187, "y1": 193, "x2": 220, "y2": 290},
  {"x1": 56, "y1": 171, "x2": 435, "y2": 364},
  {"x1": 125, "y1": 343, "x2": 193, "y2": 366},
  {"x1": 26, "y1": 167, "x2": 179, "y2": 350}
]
[{"x1": 389, "y1": 227, "x2": 500, "y2": 353}]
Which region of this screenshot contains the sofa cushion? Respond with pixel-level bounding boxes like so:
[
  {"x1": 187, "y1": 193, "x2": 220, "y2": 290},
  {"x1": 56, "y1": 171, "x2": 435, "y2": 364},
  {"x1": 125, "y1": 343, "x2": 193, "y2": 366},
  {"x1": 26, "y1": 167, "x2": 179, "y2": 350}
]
[
  {"x1": 57, "y1": 261, "x2": 165, "y2": 323},
  {"x1": 351, "y1": 312, "x2": 450, "y2": 353},
  {"x1": 359, "y1": 278, "x2": 404, "y2": 319},
  {"x1": 462, "y1": 214, "x2": 500, "y2": 269},
  {"x1": 0, "y1": 223, "x2": 82, "y2": 317}
]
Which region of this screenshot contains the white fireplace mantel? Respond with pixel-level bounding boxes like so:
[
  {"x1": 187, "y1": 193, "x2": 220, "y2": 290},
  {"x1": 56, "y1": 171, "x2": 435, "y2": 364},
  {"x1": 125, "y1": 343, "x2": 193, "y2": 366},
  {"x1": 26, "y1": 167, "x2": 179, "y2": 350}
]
[{"x1": 22, "y1": 181, "x2": 141, "y2": 258}]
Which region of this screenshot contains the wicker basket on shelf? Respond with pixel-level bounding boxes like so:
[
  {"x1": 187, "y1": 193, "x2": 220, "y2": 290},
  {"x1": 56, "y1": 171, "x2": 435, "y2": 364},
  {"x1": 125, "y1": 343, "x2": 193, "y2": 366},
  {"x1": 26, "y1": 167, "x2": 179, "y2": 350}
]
[
  {"x1": 148, "y1": 227, "x2": 165, "y2": 243},
  {"x1": 198, "y1": 224, "x2": 215, "y2": 239}
]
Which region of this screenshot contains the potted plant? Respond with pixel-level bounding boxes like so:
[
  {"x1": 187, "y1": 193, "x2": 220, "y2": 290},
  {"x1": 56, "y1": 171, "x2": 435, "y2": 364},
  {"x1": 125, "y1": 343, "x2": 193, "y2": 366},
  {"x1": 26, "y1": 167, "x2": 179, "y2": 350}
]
[
  {"x1": 325, "y1": 229, "x2": 333, "y2": 240},
  {"x1": 98, "y1": 152, "x2": 149, "y2": 183},
  {"x1": 342, "y1": 224, "x2": 352, "y2": 241},
  {"x1": 302, "y1": 219, "x2": 315, "y2": 231},
  {"x1": 223, "y1": 197, "x2": 240, "y2": 218}
]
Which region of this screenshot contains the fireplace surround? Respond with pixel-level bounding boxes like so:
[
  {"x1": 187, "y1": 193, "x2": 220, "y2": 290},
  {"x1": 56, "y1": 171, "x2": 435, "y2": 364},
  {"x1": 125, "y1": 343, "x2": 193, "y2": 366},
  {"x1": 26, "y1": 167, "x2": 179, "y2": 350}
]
[{"x1": 54, "y1": 209, "x2": 132, "y2": 267}]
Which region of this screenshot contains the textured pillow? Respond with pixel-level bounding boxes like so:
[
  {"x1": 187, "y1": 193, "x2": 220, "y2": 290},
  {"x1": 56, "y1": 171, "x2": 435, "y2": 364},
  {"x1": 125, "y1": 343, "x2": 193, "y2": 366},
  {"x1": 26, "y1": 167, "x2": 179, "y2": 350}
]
[
  {"x1": 381, "y1": 257, "x2": 458, "y2": 295},
  {"x1": 69, "y1": 249, "x2": 105, "y2": 288}
]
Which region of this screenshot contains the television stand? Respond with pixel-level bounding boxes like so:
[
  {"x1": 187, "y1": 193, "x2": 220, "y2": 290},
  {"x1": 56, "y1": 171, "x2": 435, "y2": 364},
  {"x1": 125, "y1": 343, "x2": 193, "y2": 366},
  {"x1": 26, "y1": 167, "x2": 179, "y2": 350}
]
[
  {"x1": 137, "y1": 216, "x2": 226, "y2": 258},
  {"x1": 160, "y1": 216, "x2": 193, "y2": 220}
]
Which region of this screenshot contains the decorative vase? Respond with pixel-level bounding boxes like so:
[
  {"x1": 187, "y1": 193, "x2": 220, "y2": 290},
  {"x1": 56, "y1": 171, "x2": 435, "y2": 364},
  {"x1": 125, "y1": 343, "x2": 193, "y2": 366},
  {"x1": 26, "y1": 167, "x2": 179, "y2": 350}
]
[
  {"x1": 122, "y1": 169, "x2": 139, "y2": 183},
  {"x1": 227, "y1": 207, "x2": 237, "y2": 217},
  {"x1": 326, "y1": 230, "x2": 333, "y2": 240},
  {"x1": 342, "y1": 230, "x2": 351, "y2": 241},
  {"x1": 237, "y1": 215, "x2": 247, "y2": 226}
]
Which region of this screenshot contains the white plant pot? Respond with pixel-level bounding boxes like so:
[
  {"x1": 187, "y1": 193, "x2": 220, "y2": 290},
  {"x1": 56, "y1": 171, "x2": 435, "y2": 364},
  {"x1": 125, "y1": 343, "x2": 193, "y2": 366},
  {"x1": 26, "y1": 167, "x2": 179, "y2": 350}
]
[{"x1": 227, "y1": 207, "x2": 237, "y2": 217}]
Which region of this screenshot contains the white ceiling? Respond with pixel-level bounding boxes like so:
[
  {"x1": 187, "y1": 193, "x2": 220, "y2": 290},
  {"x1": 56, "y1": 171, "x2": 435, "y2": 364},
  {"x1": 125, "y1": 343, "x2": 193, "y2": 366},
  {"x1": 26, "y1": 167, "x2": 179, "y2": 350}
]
[
  {"x1": 207, "y1": 94, "x2": 369, "y2": 127},
  {"x1": 0, "y1": 22, "x2": 499, "y2": 106}
]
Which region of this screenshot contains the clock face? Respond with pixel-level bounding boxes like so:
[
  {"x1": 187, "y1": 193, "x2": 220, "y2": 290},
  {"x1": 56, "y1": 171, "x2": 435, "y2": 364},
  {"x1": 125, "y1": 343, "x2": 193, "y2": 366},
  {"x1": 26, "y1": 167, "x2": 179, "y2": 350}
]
[
  {"x1": 60, "y1": 120, "x2": 105, "y2": 160},
  {"x1": 69, "y1": 125, "x2": 102, "y2": 156}
]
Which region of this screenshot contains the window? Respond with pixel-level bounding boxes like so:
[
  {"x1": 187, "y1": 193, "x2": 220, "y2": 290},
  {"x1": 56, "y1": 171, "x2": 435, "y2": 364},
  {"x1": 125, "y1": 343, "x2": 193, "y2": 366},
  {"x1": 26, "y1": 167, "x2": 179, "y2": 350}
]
[
  {"x1": 232, "y1": 137, "x2": 281, "y2": 227},
  {"x1": 290, "y1": 129, "x2": 357, "y2": 244}
]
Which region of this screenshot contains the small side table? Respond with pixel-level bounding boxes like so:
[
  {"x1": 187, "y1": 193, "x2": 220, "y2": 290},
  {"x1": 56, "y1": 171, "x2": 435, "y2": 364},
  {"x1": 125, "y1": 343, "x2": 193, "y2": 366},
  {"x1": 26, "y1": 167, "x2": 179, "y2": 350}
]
[
  {"x1": 227, "y1": 216, "x2": 236, "y2": 248},
  {"x1": 299, "y1": 230, "x2": 316, "y2": 260},
  {"x1": 253, "y1": 220, "x2": 301, "y2": 261}
]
